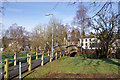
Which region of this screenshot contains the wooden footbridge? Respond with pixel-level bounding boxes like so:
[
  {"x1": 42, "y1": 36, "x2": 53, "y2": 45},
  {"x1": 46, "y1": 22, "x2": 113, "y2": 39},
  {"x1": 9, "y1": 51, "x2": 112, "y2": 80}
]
[{"x1": 54, "y1": 44, "x2": 80, "y2": 55}]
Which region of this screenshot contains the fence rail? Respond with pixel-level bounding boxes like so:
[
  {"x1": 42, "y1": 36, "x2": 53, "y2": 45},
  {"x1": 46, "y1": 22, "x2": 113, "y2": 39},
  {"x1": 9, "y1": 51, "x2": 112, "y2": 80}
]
[
  {"x1": 0, "y1": 50, "x2": 47, "y2": 63},
  {"x1": 0, "y1": 50, "x2": 46, "y2": 58},
  {"x1": 31, "y1": 54, "x2": 42, "y2": 57},
  {"x1": 1, "y1": 49, "x2": 65, "y2": 80}
]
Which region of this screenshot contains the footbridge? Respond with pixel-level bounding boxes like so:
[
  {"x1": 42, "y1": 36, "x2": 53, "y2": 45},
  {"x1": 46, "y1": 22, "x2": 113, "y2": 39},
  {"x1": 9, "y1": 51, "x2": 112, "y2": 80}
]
[{"x1": 53, "y1": 44, "x2": 81, "y2": 56}]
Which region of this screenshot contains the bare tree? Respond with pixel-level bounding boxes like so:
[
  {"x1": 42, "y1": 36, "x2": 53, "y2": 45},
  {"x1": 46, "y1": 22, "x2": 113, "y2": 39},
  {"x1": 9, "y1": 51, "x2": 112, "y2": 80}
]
[
  {"x1": 72, "y1": 3, "x2": 90, "y2": 52},
  {"x1": 90, "y1": 12, "x2": 119, "y2": 58},
  {"x1": 2, "y1": 36, "x2": 8, "y2": 48},
  {"x1": 76, "y1": 30, "x2": 80, "y2": 41},
  {"x1": 4, "y1": 23, "x2": 29, "y2": 52},
  {"x1": 30, "y1": 24, "x2": 46, "y2": 51},
  {"x1": 46, "y1": 18, "x2": 68, "y2": 51},
  {"x1": 71, "y1": 29, "x2": 75, "y2": 42}
]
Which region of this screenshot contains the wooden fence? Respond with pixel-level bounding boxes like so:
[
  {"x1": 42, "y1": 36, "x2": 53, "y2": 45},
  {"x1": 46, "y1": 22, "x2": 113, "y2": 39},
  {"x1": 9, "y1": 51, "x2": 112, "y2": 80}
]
[{"x1": 1, "y1": 49, "x2": 66, "y2": 80}]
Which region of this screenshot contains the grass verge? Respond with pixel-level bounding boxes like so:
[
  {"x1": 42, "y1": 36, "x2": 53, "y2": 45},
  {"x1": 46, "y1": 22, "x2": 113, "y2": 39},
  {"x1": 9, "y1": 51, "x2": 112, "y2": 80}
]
[{"x1": 15, "y1": 56, "x2": 120, "y2": 79}]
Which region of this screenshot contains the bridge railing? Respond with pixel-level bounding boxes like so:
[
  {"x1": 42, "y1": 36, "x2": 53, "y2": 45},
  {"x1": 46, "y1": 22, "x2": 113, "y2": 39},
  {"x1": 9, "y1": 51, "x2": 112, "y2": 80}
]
[{"x1": 1, "y1": 49, "x2": 65, "y2": 79}]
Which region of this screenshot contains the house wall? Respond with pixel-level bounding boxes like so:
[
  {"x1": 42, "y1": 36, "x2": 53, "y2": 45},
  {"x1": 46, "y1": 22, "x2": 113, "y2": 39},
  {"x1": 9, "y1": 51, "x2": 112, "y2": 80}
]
[
  {"x1": 111, "y1": 39, "x2": 120, "y2": 53},
  {"x1": 79, "y1": 38, "x2": 100, "y2": 49}
]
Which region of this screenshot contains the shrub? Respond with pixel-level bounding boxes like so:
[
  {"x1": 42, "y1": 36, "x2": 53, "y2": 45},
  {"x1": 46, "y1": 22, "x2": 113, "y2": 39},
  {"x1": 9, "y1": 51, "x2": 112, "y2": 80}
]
[{"x1": 6, "y1": 48, "x2": 12, "y2": 53}]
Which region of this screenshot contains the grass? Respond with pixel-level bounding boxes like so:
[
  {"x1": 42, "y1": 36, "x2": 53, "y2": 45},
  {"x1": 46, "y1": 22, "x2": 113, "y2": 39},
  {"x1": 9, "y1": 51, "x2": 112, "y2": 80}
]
[{"x1": 18, "y1": 56, "x2": 120, "y2": 79}]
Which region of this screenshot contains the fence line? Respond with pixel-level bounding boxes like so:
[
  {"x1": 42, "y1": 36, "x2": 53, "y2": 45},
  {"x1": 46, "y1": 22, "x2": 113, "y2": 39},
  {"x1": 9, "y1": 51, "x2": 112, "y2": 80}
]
[
  {"x1": 1, "y1": 45, "x2": 85, "y2": 79},
  {"x1": 1, "y1": 49, "x2": 65, "y2": 79}
]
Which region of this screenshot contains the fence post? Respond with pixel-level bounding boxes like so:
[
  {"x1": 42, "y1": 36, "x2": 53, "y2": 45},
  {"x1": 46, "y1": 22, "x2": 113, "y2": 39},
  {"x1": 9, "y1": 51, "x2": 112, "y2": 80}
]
[
  {"x1": 19, "y1": 62, "x2": 21, "y2": 80},
  {"x1": 67, "y1": 49, "x2": 69, "y2": 56},
  {"x1": 60, "y1": 50, "x2": 61, "y2": 58},
  {"x1": 14, "y1": 52, "x2": 16, "y2": 66},
  {"x1": 27, "y1": 54, "x2": 31, "y2": 72},
  {"x1": 63, "y1": 50, "x2": 64, "y2": 57},
  {"x1": 48, "y1": 49, "x2": 49, "y2": 56},
  {"x1": 49, "y1": 51, "x2": 52, "y2": 62},
  {"x1": 4, "y1": 59, "x2": 9, "y2": 79},
  {"x1": 55, "y1": 52, "x2": 57, "y2": 60},
  {"x1": 41, "y1": 51, "x2": 44, "y2": 66},
  {"x1": 36, "y1": 52, "x2": 38, "y2": 60},
  {"x1": 65, "y1": 49, "x2": 67, "y2": 56},
  {"x1": 27, "y1": 52, "x2": 29, "y2": 62}
]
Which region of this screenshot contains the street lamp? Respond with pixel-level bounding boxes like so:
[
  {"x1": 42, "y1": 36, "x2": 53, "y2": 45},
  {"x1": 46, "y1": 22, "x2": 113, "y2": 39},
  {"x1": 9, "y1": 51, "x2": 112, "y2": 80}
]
[{"x1": 45, "y1": 13, "x2": 54, "y2": 58}]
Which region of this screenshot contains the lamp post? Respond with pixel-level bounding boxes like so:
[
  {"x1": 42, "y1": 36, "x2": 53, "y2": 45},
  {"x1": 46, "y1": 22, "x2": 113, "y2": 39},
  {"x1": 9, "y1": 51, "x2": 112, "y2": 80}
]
[{"x1": 45, "y1": 13, "x2": 54, "y2": 58}]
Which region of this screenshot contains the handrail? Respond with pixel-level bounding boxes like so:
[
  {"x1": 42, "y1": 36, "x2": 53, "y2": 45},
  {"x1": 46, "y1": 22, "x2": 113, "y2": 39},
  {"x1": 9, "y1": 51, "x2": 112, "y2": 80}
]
[
  {"x1": 66, "y1": 45, "x2": 77, "y2": 48},
  {"x1": 16, "y1": 57, "x2": 30, "y2": 60},
  {"x1": 0, "y1": 53, "x2": 14, "y2": 57},
  {"x1": 31, "y1": 53, "x2": 48, "y2": 57},
  {"x1": 54, "y1": 45, "x2": 66, "y2": 49},
  {"x1": 8, "y1": 57, "x2": 29, "y2": 62},
  {"x1": 1, "y1": 56, "x2": 14, "y2": 59},
  {"x1": 44, "y1": 53, "x2": 48, "y2": 55},
  {"x1": 1, "y1": 71, "x2": 6, "y2": 75},
  {"x1": 16, "y1": 52, "x2": 27, "y2": 54},
  {"x1": 31, "y1": 54, "x2": 42, "y2": 57},
  {"x1": 0, "y1": 61, "x2": 6, "y2": 63}
]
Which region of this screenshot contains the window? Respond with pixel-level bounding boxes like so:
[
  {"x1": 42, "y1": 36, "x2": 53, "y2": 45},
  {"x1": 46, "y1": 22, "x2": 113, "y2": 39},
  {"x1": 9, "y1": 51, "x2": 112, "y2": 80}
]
[
  {"x1": 90, "y1": 43, "x2": 91, "y2": 45},
  {"x1": 86, "y1": 43, "x2": 87, "y2": 46},
  {"x1": 113, "y1": 47, "x2": 114, "y2": 50},
  {"x1": 90, "y1": 43, "x2": 92, "y2": 48},
  {"x1": 89, "y1": 39, "x2": 91, "y2": 42},
  {"x1": 81, "y1": 43, "x2": 83, "y2": 46}
]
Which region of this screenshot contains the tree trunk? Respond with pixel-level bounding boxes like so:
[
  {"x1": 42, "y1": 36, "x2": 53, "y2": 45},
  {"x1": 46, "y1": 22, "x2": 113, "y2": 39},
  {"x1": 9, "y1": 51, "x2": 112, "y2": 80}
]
[
  {"x1": 105, "y1": 45, "x2": 109, "y2": 58},
  {"x1": 81, "y1": 27, "x2": 84, "y2": 54},
  {"x1": 107, "y1": 45, "x2": 112, "y2": 58}
]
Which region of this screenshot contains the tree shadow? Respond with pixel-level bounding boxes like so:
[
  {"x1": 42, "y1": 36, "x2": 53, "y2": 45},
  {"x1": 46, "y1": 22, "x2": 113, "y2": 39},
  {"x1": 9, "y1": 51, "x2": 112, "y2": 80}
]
[
  {"x1": 96, "y1": 61, "x2": 101, "y2": 65},
  {"x1": 101, "y1": 59, "x2": 120, "y2": 66},
  {"x1": 87, "y1": 59, "x2": 93, "y2": 65},
  {"x1": 21, "y1": 70, "x2": 35, "y2": 80},
  {"x1": 87, "y1": 58, "x2": 120, "y2": 66},
  {"x1": 87, "y1": 59, "x2": 101, "y2": 65}
]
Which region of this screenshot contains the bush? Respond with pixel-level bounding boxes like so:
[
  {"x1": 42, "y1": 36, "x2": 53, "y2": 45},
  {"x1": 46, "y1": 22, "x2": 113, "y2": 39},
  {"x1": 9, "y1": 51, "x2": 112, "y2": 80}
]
[
  {"x1": 115, "y1": 49, "x2": 120, "y2": 59},
  {"x1": 6, "y1": 48, "x2": 12, "y2": 53},
  {"x1": 79, "y1": 54, "x2": 93, "y2": 59}
]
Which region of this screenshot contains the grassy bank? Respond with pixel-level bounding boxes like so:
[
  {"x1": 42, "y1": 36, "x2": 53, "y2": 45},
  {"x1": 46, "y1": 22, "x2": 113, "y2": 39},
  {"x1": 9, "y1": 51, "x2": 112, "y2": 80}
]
[{"x1": 18, "y1": 56, "x2": 120, "y2": 79}]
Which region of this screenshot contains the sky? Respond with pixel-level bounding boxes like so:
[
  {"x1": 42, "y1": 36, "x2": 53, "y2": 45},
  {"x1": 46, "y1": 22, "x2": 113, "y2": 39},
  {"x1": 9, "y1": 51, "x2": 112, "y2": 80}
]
[
  {"x1": 2, "y1": 2, "x2": 119, "y2": 32},
  {"x1": 2, "y1": 2, "x2": 78, "y2": 32}
]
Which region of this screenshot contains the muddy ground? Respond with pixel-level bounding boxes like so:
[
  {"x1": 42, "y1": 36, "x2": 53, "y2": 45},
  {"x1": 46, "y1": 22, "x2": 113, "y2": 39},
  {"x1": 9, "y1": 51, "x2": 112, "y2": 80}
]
[{"x1": 44, "y1": 72, "x2": 120, "y2": 78}]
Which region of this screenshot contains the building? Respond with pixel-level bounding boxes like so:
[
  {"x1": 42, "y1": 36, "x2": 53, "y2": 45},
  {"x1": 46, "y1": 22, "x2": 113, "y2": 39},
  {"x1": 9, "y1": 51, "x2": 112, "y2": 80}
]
[
  {"x1": 6, "y1": 36, "x2": 31, "y2": 51},
  {"x1": 79, "y1": 36, "x2": 100, "y2": 49},
  {"x1": 111, "y1": 38, "x2": 120, "y2": 53},
  {"x1": 65, "y1": 34, "x2": 100, "y2": 49},
  {"x1": 0, "y1": 47, "x2": 3, "y2": 52}
]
